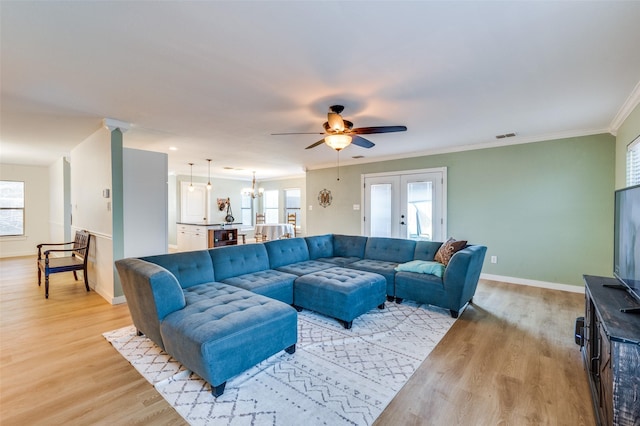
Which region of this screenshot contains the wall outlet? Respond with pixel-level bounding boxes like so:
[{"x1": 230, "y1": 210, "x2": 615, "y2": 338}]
[
  {"x1": 353, "y1": 204, "x2": 360, "y2": 210},
  {"x1": 491, "y1": 255, "x2": 498, "y2": 264}
]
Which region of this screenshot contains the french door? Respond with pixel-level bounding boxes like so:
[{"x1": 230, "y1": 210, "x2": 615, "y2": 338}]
[{"x1": 363, "y1": 168, "x2": 446, "y2": 241}]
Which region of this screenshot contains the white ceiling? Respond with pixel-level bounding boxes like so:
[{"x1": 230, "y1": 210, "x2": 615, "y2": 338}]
[{"x1": 2, "y1": 1, "x2": 640, "y2": 181}]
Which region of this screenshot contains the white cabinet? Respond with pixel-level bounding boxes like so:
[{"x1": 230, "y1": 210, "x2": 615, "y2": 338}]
[{"x1": 176, "y1": 224, "x2": 208, "y2": 252}]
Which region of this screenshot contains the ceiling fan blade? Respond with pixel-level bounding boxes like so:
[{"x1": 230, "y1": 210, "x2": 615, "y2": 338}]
[
  {"x1": 351, "y1": 135, "x2": 375, "y2": 149},
  {"x1": 351, "y1": 125, "x2": 407, "y2": 135},
  {"x1": 271, "y1": 132, "x2": 325, "y2": 135},
  {"x1": 305, "y1": 139, "x2": 326, "y2": 149}
]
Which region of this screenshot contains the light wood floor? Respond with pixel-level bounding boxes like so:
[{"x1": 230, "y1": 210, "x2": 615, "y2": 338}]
[{"x1": 0, "y1": 256, "x2": 595, "y2": 425}]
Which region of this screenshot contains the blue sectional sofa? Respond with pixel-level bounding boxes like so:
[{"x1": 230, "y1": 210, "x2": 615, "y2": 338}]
[{"x1": 115, "y1": 234, "x2": 486, "y2": 397}]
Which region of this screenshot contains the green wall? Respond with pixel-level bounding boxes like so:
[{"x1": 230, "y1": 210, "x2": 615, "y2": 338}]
[{"x1": 307, "y1": 133, "x2": 615, "y2": 286}]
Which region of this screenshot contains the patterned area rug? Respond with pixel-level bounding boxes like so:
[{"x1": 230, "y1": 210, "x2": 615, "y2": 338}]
[{"x1": 104, "y1": 301, "x2": 455, "y2": 425}]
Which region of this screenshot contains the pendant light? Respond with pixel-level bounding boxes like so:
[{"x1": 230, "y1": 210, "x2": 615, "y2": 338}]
[
  {"x1": 188, "y1": 163, "x2": 195, "y2": 192},
  {"x1": 206, "y1": 159, "x2": 212, "y2": 190}
]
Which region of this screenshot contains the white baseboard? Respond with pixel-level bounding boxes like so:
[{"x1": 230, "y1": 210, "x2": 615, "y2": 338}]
[
  {"x1": 480, "y1": 273, "x2": 585, "y2": 294},
  {"x1": 112, "y1": 295, "x2": 127, "y2": 305},
  {"x1": 93, "y1": 284, "x2": 127, "y2": 305}
]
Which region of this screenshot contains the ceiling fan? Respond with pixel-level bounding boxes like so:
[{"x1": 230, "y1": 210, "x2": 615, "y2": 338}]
[{"x1": 272, "y1": 105, "x2": 407, "y2": 151}]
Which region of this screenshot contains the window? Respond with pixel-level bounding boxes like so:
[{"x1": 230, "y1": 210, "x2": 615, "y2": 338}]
[
  {"x1": 240, "y1": 193, "x2": 252, "y2": 226},
  {"x1": 285, "y1": 188, "x2": 301, "y2": 228},
  {"x1": 627, "y1": 135, "x2": 640, "y2": 186},
  {"x1": 264, "y1": 190, "x2": 279, "y2": 223},
  {"x1": 0, "y1": 180, "x2": 25, "y2": 236}
]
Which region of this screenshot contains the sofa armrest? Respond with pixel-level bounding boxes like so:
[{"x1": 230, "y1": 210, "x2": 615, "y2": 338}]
[
  {"x1": 443, "y1": 245, "x2": 487, "y2": 307},
  {"x1": 115, "y1": 258, "x2": 186, "y2": 349}
]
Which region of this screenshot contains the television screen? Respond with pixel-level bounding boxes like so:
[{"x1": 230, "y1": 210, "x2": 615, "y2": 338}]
[{"x1": 614, "y1": 184, "x2": 640, "y2": 303}]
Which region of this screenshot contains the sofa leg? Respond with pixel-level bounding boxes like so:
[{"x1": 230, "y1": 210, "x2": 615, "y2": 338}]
[
  {"x1": 136, "y1": 329, "x2": 144, "y2": 337},
  {"x1": 211, "y1": 382, "x2": 226, "y2": 397},
  {"x1": 285, "y1": 344, "x2": 296, "y2": 354},
  {"x1": 450, "y1": 309, "x2": 459, "y2": 319},
  {"x1": 386, "y1": 295, "x2": 395, "y2": 302},
  {"x1": 395, "y1": 297, "x2": 403, "y2": 304},
  {"x1": 341, "y1": 320, "x2": 353, "y2": 329},
  {"x1": 377, "y1": 303, "x2": 385, "y2": 310},
  {"x1": 292, "y1": 305, "x2": 303, "y2": 312}
]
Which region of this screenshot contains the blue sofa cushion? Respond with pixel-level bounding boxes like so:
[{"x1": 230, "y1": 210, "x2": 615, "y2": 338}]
[
  {"x1": 305, "y1": 234, "x2": 334, "y2": 259},
  {"x1": 348, "y1": 258, "x2": 400, "y2": 296},
  {"x1": 162, "y1": 282, "x2": 297, "y2": 388},
  {"x1": 141, "y1": 250, "x2": 215, "y2": 289},
  {"x1": 316, "y1": 256, "x2": 361, "y2": 267},
  {"x1": 209, "y1": 243, "x2": 270, "y2": 281},
  {"x1": 264, "y1": 238, "x2": 310, "y2": 269},
  {"x1": 333, "y1": 234, "x2": 367, "y2": 258},
  {"x1": 221, "y1": 269, "x2": 296, "y2": 304},
  {"x1": 364, "y1": 237, "x2": 416, "y2": 263},
  {"x1": 413, "y1": 241, "x2": 443, "y2": 261},
  {"x1": 276, "y1": 260, "x2": 333, "y2": 276}
]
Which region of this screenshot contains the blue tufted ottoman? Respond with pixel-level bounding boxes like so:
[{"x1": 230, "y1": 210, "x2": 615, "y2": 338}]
[
  {"x1": 293, "y1": 267, "x2": 386, "y2": 329},
  {"x1": 160, "y1": 282, "x2": 297, "y2": 396}
]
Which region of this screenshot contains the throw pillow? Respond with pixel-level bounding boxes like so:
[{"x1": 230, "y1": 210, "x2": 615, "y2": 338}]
[
  {"x1": 434, "y1": 237, "x2": 467, "y2": 266},
  {"x1": 395, "y1": 260, "x2": 445, "y2": 277}
]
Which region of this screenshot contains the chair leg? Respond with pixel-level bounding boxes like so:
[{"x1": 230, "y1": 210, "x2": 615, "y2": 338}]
[
  {"x1": 38, "y1": 267, "x2": 41, "y2": 287},
  {"x1": 83, "y1": 269, "x2": 90, "y2": 292},
  {"x1": 45, "y1": 274, "x2": 49, "y2": 299},
  {"x1": 73, "y1": 271, "x2": 78, "y2": 281}
]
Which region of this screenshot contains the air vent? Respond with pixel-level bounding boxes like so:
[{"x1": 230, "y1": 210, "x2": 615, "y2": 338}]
[
  {"x1": 352, "y1": 155, "x2": 365, "y2": 159},
  {"x1": 495, "y1": 132, "x2": 517, "y2": 139}
]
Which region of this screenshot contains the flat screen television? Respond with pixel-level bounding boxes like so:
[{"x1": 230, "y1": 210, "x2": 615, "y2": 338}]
[{"x1": 614, "y1": 183, "x2": 640, "y2": 309}]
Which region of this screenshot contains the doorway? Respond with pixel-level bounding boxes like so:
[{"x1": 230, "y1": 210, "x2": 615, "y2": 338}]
[{"x1": 363, "y1": 168, "x2": 446, "y2": 241}]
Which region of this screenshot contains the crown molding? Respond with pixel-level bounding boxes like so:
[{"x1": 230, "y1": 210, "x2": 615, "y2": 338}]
[
  {"x1": 609, "y1": 79, "x2": 640, "y2": 136},
  {"x1": 305, "y1": 128, "x2": 610, "y2": 171}
]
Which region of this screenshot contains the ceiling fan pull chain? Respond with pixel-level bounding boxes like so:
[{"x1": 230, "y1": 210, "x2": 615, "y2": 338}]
[{"x1": 337, "y1": 151, "x2": 340, "y2": 181}]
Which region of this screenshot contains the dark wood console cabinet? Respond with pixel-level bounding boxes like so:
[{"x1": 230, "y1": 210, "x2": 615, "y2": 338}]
[
  {"x1": 208, "y1": 228, "x2": 238, "y2": 248},
  {"x1": 582, "y1": 275, "x2": 640, "y2": 426}
]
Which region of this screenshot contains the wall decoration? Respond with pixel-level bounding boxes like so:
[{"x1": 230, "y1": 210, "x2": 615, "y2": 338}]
[
  {"x1": 318, "y1": 189, "x2": 332, "y2": 208},
  {"x1": 217, "y1": 198, "x2": 228, "y2": 211}
]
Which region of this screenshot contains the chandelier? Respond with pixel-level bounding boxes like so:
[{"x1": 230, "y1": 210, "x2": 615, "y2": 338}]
[{"x1": 242, "y1": 171, "x2": 264, "y2": 199}]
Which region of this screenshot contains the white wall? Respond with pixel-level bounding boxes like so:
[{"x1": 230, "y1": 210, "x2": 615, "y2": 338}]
[
  {"x1": 123, "y1": 148, "x2": 168, "y2": 258},
  {"x1": 0, "y1": 164, "x2": 50, "y2": 257},
  {"x1": 70, "y1": 126, "x2": 114, "y2": 301},
  {"x1": 48, "y1": 157, "x2": 69, "y2": 244}
]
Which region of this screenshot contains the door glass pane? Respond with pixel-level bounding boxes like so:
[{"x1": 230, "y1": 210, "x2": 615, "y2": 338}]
[
  {"x1": 370, "y1": 183, "x2": 392, "y2": 237},
  {"x1": 406, "y1": 181, "x2": 433, "y2": 240}
]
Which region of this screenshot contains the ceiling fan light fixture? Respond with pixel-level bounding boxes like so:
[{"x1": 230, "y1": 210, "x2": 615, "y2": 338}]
[{"x1": 325, "y1": 134, "x2": 352, "y2": 151}]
